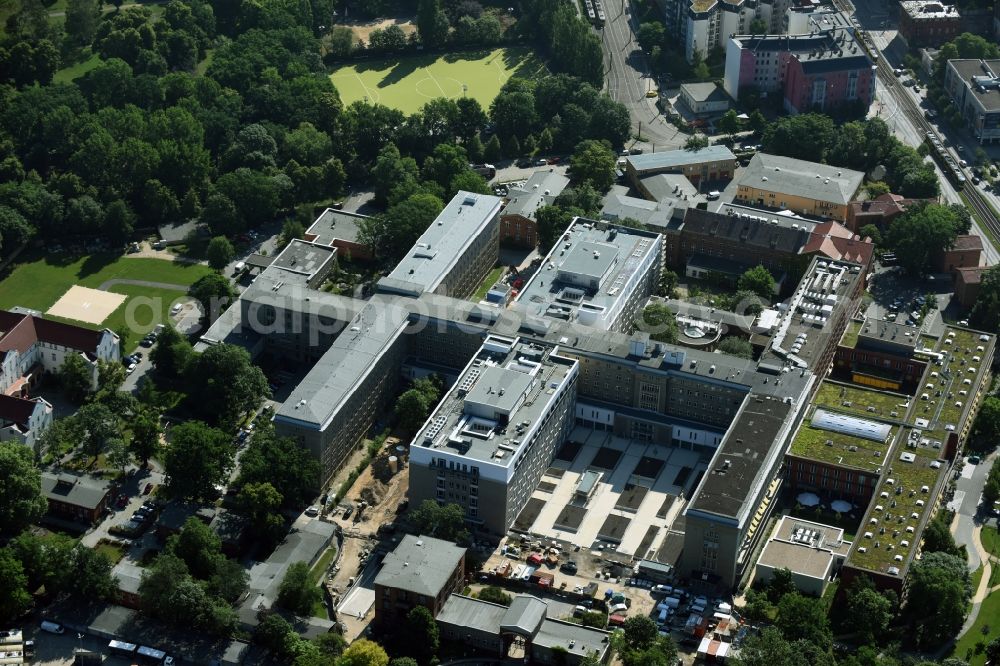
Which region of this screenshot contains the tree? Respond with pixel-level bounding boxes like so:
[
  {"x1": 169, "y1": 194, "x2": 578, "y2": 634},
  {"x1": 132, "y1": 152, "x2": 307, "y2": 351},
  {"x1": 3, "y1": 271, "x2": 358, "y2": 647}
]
[
  {"x1": 658, "y1": 269, "x2": 679, "y2": 298},
  {"x1": 97, "y1": 358, "x2": 126, "y2": 394},
  {"x1": 206, "y1": 235, "x2": 235, "y2": 270},
  {"x1": 277, "y1": 561, "x2": 321, "y2": 616},
  {"x1": 59, "y1": 352, "x2": 94, "y2": 402},
  {"x1": 0, "y1": 442, "x2": 46, "y2": 538},
  {"x1": 535, "y1": 205, "x2": 573, "y2": 253},
  {"x1": 717, "y1": 110, "x2": 741, "y2": 141},
  {"x1": 477, "y1": 586, "x2": 512, "y2": 606},
  {"x1": 885, "y1": 203, "x2": 959, "y2": 276},
  {"x1": 65, "y1": 0, "x2": 102, "y2": 46},
  {"x1": 150, "y1": 324, "x2": 193, "y2": 379},
  {"x1": 749, "y1": 17, "x2": 767, "y2": 34},
  {"x1": 740, "y1": 588, "x2": 773, "y2": 624},
  {"x1": 845, "y1": 579, "x2": 895, "y2": 646},
  {"x1": 416, "y1": 0, "x2": 449, "y2": 48},
  {"x1": 866, "y1": 181, "x2": 891, "y2": 197},
  {"x1": 731, "y1": 627, "x2": 793, "y2": 666},
  {"x1": 77, "y1": 402, "x2": 119, "y2": 461},
  {"x1": 738, "y1": 265, "x2": 776, "y2": 299},
  {"x1": 972, "y1": 397, "x2": 1000, "y2": 447},
  {"x1": 986, "y1": 637, "x2": 1000, "y2": 665},
  {"x1": 905, "y1": 551, "x2": 970, "y2": 648},
  {"x1": 163, "y1": 420, "x2": 234, "y2": 501},
  {"x1": 421, "y1": 143, "x2": 469, "y2": 191},
  {"x1": 922, "y1": 511, "x2": 961, "y2": 556},
  {"x1": 189, "y1": 272, "x2": 236, "y2": 322},
  {"x1": 859, "y1": 223, "x2": 882, "y2": 246},
  {"x1": 717, "y1": 336, "x2": 753, "y2": 359},
  {"x1": 684, "y1": 134, "x2": 709, "y2": 151},
  {"x1": 236, "y1": 481, "x2": 285, "y2": 544},
  {"x1": 775, "y1": 593, "x2": 832, "y2": 650},
  {"x1": 748, "y1": 109, "x2": 767, "y2": 136},
  {"x1": 410, "y1": 500, "x2": 469, "y2": 543},
  {"x1": 389, "y1": 659, "x2": 418, "y2": 666},
  {"x1": 0, "y1": 548, "x2": 32, "y2": 623},
  {"x1": 636, "y1": 303, "x2": 677, "y2": 344},
  {"x1": 237, "y1": 421, "x2": 321, "y2": 507},
  {"x1": 130, "y1": 409, "x2": 161, "y2": 467},
  {"x1": 337, "y1": 639, "x2": 388, "y2": 666},
  {"x1": 401, "y1": 606, "x2": 439, "y2": 663},
  {"x1": 201, "y1": 193, "x2": 241, "y2": 236},
  {"x1": 186, "y1": 344, "x2": 268, "y2": 429},
  {"x1": 622, "y1": 616, "x2": 659, "y2": 652},
  {"x1": 569, "y1": 139, "x2": 616, "y2": 193},
  {"x1": 395, "y1": 377, "x2": 441, "y2": 435},
  {"x1": 766, "y1": 567, "x2": 796, "y2": 603},
  {"x1": 970, "y1": 265, "x2": 1000, "y2": 332},
  {"x1": 483, "y1": 134, "x2": 502, "y2": 162},
  {"x1": 762, "y1": 113, "x2": 835, "y2": 162},
  {"x1": 280, "y1": 219, "x2": 305, "y2": 249}
]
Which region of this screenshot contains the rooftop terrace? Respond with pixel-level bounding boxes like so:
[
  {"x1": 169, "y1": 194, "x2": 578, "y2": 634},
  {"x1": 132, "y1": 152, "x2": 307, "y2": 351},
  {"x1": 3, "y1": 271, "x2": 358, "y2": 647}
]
[{"x1": 788, "y1": 409, "x2": 895, "y2": 472}]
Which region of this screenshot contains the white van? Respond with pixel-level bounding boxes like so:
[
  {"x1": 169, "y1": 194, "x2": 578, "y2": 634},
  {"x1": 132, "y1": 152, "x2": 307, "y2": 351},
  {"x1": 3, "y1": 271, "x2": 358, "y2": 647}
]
[
  {"x1": 610, "y1": 603, "x2": 629, "y2": 614},
  {"x1": 39, "y1": 621, "x2": 64, "y2": 635}
]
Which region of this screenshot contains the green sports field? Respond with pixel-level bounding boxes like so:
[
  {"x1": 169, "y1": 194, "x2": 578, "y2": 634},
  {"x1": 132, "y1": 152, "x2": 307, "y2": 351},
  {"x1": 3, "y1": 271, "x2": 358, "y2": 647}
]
[{"x1": 330, "y1": 47, "x2": 547, "y2": 114}]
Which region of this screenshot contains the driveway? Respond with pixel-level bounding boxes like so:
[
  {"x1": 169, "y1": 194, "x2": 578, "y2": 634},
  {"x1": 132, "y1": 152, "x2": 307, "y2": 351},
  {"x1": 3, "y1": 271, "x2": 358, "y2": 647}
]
[
  {"x1": 120, "y1": 347, "x2": 154, "y2": 393},
  {"x1": 950, "y1": 452, "x2": 997, "y2": 570},
  {"x1": 80, "y1": 465, "x2": 164, "y2": 549}
]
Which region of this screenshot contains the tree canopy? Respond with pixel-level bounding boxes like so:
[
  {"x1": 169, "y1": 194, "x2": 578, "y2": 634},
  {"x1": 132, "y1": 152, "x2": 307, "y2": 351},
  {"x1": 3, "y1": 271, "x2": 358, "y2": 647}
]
[
  {"x1": 0, "y1": 441, "x2": 47, "y2": 538},
  {"x1": 884, "y1": 203, "x2": 962, "y2": 275},
  {"x1": 163, "y1": 420, "x2": 234, "y2": 501}
]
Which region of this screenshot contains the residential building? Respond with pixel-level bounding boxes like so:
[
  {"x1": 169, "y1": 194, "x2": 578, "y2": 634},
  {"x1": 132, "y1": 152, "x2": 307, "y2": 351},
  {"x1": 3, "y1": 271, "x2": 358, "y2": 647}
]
[
  {"x1": 0, "y1": 310, "x2": 120, "y2": 398},
  {"x1": 40, "y1": 472, "x2": 112, "y2": 524},
  {"x1": 898, "y1": 1, "x2": 961, "y2": 48},
  {"x1": 625, "y1": 146, "x2": 736, "y2": 189},
  {"x1": 733, "y1": 153, "x2": 864, "y2": 222},
  {"x1": 681, "y1": 0, "x2": 760, "y2": 64},
  {"x1": 0, "y1": 394, "x2": 52, "y2": 450},
  {"x1": 155, "y1": 502, "x2": 216, "y2": 541},
  {"x1": 680, "y1": 393, "x2": 811, "y2": 588},
  {"x1": 373, "y1": 534, "x2": 467, "y2": 626},
  {"x1": 679, "y1": 82, "x2": 731, "y2": 116},
  {"x1": 304, "y1": 208, "x2": 374, "y2": 261},
  {"x1": 723, "y1": 31, "x2": 875, "y2": 115},
  {"x1": 436, "y1": 594, "x2": 611, "y2": 665},
  {"x1": 754, "y1": 516, "x2": 852, "y2": 595},
  {"x1": 846, "y1": 193, "x2": 915, "y2": 232},
  {"x1": 954, "y1": 266, "x2": 987, "y2": 307},
  {"x1": 936, "y1": 234, "x2": 982, "y2": 273},
  {"x1": 500, "y1": 171, "x2": 570, "y2": 248},
  {"x1": 408, "y1": 335, "x2": 579, "y2": 533},
  {"x1": 515, "y1": 219, "x2": 663, "y2": 333},
  {"x1": 378, "y1": 191, "x2": 502, "y2": 298},
  {"x1": 944, "y1": 59, "x2": 1000, "y2": 145}
]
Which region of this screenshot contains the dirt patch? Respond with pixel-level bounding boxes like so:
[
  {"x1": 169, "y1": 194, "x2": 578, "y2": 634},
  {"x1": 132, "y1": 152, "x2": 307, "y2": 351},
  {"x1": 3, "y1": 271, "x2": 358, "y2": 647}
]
[
  {"x1": 335, "y1": 16, "x2": 417, "y2": 42},
  {"x1": 331, "y1": 436, "x2": 409, "y2": 538}
]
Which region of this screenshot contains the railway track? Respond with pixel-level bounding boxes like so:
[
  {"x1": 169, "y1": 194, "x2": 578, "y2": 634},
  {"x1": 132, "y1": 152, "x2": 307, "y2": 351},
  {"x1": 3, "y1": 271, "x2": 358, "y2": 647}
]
[{"x1": 832, "y1": 0, "x2": 1000, "y2": 241}]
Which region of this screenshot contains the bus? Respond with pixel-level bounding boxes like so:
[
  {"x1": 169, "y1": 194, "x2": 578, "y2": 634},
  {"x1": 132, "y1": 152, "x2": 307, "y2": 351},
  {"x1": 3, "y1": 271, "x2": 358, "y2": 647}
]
[
  {"x1": 108, "y1": 640, "x2": 138, "y2": 657},
  {"x1": 137, "y1": 645, "x2": 175, "y2": 664}
]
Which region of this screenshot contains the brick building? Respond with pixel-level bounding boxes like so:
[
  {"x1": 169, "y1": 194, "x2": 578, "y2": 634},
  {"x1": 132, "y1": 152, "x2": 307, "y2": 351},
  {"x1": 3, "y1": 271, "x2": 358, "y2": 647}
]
[
  {"x1": 935, "y1": 234, "x2": 982, "y2": 273},
  {"x1": 40, "y1": 472, "x2": 111, "y2": 524},
  {"x1": 500, "y1": 171, "x2": 569, "y2": 248},
  {"x1": 374, "y1": 535, "x2": 467, "y2": 626},
  {"x1": 304, "y1": 208, "x2": 374, "y2": 261},
  {"x1": 624, "y1": 146, "x2": 736, "y2": 189},
  {"x1": 954, "y1": 266, "x2": 987, "y2": 307},
  {"x1": 846, "y1": 194, "x2": 911, "y2": 232},
  {"x1": 898, "y1": 1, "x2": 961, "y2": 48},
  {"x1": 834, "y1": 318, "x2": 928, "y2": 394}
]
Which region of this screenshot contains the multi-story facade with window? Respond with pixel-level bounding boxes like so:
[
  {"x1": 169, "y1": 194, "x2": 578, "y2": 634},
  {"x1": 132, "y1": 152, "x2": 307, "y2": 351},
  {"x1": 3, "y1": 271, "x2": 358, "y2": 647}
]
[
  {"x1": 944, "y1": 59, "x2": 1000, "y2": 145},
  {"x1": 408, "y1": 335, "x2": 579, "y2": 534},
  {"x1": 724, "y1": 30, "x2": 875, "y2": 115}
]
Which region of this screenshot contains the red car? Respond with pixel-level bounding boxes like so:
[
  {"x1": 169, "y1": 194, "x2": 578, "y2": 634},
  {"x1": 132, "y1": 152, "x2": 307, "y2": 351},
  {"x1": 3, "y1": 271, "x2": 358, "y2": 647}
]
[
  {"x1": 115, "y1": 494, "x2": 128, "y2": 509},
  {"x1": 143, "y1": 483, "x2": 154, "y2": 495}
]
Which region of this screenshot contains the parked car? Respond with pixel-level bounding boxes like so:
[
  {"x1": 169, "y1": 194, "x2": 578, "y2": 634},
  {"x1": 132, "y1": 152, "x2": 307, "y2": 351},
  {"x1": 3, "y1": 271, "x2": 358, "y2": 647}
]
[
  {"x1": 560, "y1": 561, "x2": 578, "y2": 574},
  {"x1": 305, "y1": 506, "x2": 320, "y2": 517}
]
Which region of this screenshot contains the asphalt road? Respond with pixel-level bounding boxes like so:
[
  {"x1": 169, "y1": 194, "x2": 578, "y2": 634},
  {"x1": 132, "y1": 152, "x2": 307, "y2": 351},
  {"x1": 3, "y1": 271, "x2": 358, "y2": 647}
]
[
  {"x1": 599, "y1": 0, "x2": 682, "y2": 150},
  {"x1": 949, "y1": 453, "x2": 997, "y2": 570}
]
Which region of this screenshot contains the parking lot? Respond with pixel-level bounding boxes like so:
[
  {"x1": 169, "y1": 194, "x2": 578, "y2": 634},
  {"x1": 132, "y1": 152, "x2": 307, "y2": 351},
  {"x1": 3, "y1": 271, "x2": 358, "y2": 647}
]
[{"x1": 865, "y1": 263, "x2": 958, "y2": 327}]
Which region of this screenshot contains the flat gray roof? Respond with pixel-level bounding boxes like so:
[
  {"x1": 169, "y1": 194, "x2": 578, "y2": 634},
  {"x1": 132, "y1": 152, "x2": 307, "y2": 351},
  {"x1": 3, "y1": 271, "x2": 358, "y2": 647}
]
[
  {"x1": 415, "y1": 335, "x2": 577, "y2": 465},
  {"x1": 503, "y1": 171, "x2": 570, "y2": 220},
  {"x1": 857, "y1": 317, "x2": 921, "y2": 349},
  {"x1": 374, "y1": 534, "x2": 465, "y2": 597},
  {"x1": 901, "y1": 0, "x2": 958, "y2": 19},
  {"x1": 270, "y1": 239, "x2": 336, "y2": 275},
  {"x1": 516, "y1": 219, "x2": 661, "y2": 329},
  {"x1": 41, "y1": 472, "x2": 110, "y2": 510},
  {"x1": 241, "y1": 518, "x2": 335, "y2": 613},
  {"x1": 438, "y1": 594, "x2": 508, "y2": 633},
  {"x1": 501, "y1": 596, "x2": 547, "y2": 635},
  {"x1": 638, "y1": 174, "x2": 701, "y2": 204},
  {"x1": 948, "y1": 60, "x2": 1000, "y2": 112},
  {"x1": 306, "y1": 208, "x2": 370, "y2": 246},
  {"x1": 601, "y1": 193, "x2": 678, "y2": 230},
  {"x1": 384, "y1": 191, "x2": 502, "y2": 293},
  {"x1": 737, "y1": 153, "x2": 864, "y2": 206},
  {"x1": 275, "y1": 300, "x2": 410, "y2": 428},
  {"x1": 626, "y1": 145, "x2": 735, "y2": 173},
  {"x1": 686, "y1": 395, "x2": 797, "y2": 522},
  {"x1": 681, "y1": 82, "x2": 729, "y2": 104}
]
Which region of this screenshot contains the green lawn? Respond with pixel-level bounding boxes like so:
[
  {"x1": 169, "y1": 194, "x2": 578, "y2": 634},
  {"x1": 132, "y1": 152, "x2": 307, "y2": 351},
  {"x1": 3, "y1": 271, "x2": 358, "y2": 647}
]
[
  {"x1": 813, "y1": 381, "x2": 910, "y2": 420},
  {"x1": 95, "y1": 541, "x2": 125, "y2": 565},
  {"x1": 953, "y1": 584, "x2": 1000, "y2": 665},
  {"x1": 53, "y1": 52, "x2": 102, "y2": 83},
  {"x1": 330, "y1": 47, "x2": 547, "y2": 114},
  {"x1": 309, "y1": 545, "x2": 337, "y2": 619},
  {"x1": 472, "y1": 265, "x2": 505, "y2": 301},
  {"x1": 0, "y1": 253, "x2": 212, "y2": 350},
  {"x1": 841, "y1": 320, "x2": 862, "y2": 348},
  {"x1": 983, "y1": 525, "x2": 1000, "y2": 559}
]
